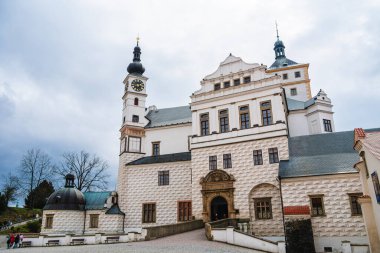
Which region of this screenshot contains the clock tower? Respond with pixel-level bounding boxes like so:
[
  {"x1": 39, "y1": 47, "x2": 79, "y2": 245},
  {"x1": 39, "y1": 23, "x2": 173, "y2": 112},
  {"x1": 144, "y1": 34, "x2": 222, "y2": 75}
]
[{"x1": 119, "y1": 38, "x2": 148, "y2": 163}]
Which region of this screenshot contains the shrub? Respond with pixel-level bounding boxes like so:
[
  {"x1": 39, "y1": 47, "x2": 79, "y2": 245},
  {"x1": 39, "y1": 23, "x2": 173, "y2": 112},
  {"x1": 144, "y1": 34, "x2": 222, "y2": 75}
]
[{"x1": 26, "y1": 220, "x2": 41, "y2": 233}]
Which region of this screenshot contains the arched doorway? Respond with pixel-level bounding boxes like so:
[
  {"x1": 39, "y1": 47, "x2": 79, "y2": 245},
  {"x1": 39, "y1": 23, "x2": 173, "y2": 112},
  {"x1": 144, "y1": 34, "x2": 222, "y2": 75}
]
[{"x1": 211, "y1": 196, "x2": 228, "y2": 221}]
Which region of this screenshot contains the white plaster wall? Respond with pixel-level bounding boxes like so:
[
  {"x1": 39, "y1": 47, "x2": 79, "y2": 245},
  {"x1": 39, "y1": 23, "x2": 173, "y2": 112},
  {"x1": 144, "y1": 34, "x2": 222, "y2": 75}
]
[
  {"x1": 41, "y1": 210, "x2": 84, "y2": 234},
  {"x1": 362, "y1": 148, "x2": 380, "y2": 238},
  {"x1": 313, "y1": 236, "x2": 369, "y2": 253},
  {"x1": 283, "y1": 84, "x2": 308, "y2": 102},
  {"x1": 120, "y1": 161, "x2": 192, "y2": 228},
  {"x1": 281, "y1": 174, "x2": 367, "y2": 250},
  {"x1": 144, "y1": 124, "x2": 191, "y2": 156},
  {"x1": 288, "y1": 112, "x2": 309, "y2": 137},
  {"x1": 191, "y1": 136, "x2": 288, "y2": 237},
  {"x1": 85, "y1": 210, "x2": 124, "y2": 234}
]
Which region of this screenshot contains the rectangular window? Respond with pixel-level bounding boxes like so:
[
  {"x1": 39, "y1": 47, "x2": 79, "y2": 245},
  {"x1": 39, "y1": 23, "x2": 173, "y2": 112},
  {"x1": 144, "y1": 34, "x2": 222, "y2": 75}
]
[
  {"x1": 128, "y1": 136, "x2": 141, "y2": 152},
  {"x1": 200, "y1": 113, "x2": 209, "y2": 136},
  {"x1": 132, "y1": 115, "x2": 139, "y2": 123},
  {"x1": 349, "y1": 194, "x2": 362, "y2": 216},
  {"x1": 178, "y1": 201, "x2": 192, "y2": 222},
  {"x1": 268, "y1": 148, "x2": 279, "y2": 164},
  {"x1": 372, "y1": 172, "x2": 380, "y2": 203},
  {"x1": 290, "y1": 88, "x2": 297, "y2": 96},
  {"x1": 254, "y1": 198, "x2": 272, "y2": 219},
  {"x1": 283, "y1": 73, "x2": 288, "y2": 80},
  {"x1": 219, "y1": 109, "x2": 229, "y2": 133},
  {"x1": 45, "y1": 215, "x2": 54, "y2": 229},
  {"x1": 120, "y1": 137, "x2": 126, "y2": 154},
  {"x1": 223, "y1": 154, "x2": 232, "y2": 169},
  {"x1": 142, "y1": 203, "x2": 156, "y2": 223},
  {"x1": 214, "y1": 83, "x2": 221, "y2": 90},
  {"x1": 152, "y1": 142, "x2": 160, "y2": 156},
  {"x1": 158, "y1": 170, "x2": 169, "y2": 186},
  {"x1": 310, "y1": 196, "x2": 325, "y2": 216},
  {"x1": 234, "y1": 79, "x2": 240, "y2": 86},
  {"x1": 209, "y1": 156, "x2": 217, "y2": 170},
  {"x1": 261, "y1": 101, "x2": 272, "y2": 126},
  {"x1": 239, "y1": 105, "x2": 250, "y2": 129},
  {"x1": 223, "y1": 81, "x2": 230, "y2": 88},
  {"x1": 253, "y1": 150, "x2": 263, "y2": 165},
  {"x1": 295, "y1": 71, "x2": 301, "y2": 78},
  {"x1": 323, "y1": 119, "x2": 332, "y2": 132},
  {"x1": 243, "y1": 76, "x2": 251, "y2": 83},
  {"x1": 90, "y1": 214, "x2": 99, "y2": 228}
]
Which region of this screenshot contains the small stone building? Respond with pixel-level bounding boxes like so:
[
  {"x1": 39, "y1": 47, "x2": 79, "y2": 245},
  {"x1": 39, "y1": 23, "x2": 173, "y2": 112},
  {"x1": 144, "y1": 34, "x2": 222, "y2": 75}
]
[{"x1": 42, "y1": 174, "x2": 124, "y2": 235}]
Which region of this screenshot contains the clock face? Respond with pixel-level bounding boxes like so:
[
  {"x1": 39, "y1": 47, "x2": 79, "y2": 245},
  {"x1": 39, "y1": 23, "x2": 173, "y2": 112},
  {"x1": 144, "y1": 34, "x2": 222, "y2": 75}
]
[{"x1": 131, "y1": 79, "x2": 144, "y2": 92}]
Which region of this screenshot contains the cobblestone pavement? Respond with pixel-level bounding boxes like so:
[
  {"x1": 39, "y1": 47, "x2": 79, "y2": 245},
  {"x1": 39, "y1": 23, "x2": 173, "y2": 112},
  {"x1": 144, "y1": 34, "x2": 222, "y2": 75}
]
[{"x1": 2, "y1": 229, "x2": 261, "y2": 252}]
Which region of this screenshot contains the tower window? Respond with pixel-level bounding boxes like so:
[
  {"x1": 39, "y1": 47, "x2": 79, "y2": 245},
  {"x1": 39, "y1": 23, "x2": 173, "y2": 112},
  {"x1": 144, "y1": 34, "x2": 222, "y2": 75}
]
[
  {"x1": 123, "y1": 116, "x2": 126, "y2": 123},
  {"x1": 128, "y1": 137, "x2": 141, "y2": 152},
  {"x1": 214, "y1": 83, "x2": 221, "y2": 90},
  {"x1": 223, "y1": 154, "x2": 232, "y2": 169},
  {"x1": 283, "y1": 73, "x2": 288, "y2": 80},
  {"x1": 209, "y1": 156, "x2": 217, "y2": 170},
  {"x1": 239, "y1": 106, "x2": 250, "y2": 129},
  {"x1": 323, "y1": 119, "x2": 332, "y2": 132},
  {"x1": 219, "y1": 109, "x2": 229, "y2": 133},
  {"x1": 234, "y1": 79, "x2": 240, "y2": 86},
  {"x1": 152, "y1": 142, "x2": 160, "y2": 156},
  {"x1": 132, "y1": 115, "x2": 139, "y2": 123},
  {"x1": 294, "y1": 71, "x2": 301, "y2": 78},
  {"x1": 253, "y1": 150, "x2": 263, "y2": 165},
  {"x1": 200, "y1": 113, "x2": 209, "y2": 136},
  {"x1": 134, "y1": 97, "x2": 139, "y2": 106},
  {"x1": 243, "y1": 76, "x2": 251, "y2": 83},
  {"x1": 261, "y1": 101, "x2": 272, "y2": 126},
  {"x1": 268, "y1": 148, "x2": 279, "y2": 164},
  {"x1": 290, "y1": 88, "x2": 297, "y2": 96},
  {"x1": 158, "y1": 171, "x2": 169, "y2": 186},
  {"x1": 224, "y1": 81, "x2": 230, "y2": 88}
]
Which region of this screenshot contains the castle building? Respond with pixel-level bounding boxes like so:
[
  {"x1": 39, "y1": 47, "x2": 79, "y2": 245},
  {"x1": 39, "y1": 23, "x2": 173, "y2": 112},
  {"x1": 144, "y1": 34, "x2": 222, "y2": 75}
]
[{"x1": 42, "y1": 33, "x2": 373, "y2": 252}]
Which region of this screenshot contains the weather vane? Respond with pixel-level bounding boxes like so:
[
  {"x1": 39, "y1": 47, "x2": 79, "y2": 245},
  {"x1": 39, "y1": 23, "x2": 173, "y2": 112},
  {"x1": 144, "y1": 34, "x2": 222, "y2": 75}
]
[{"x1": 275, "y1": 21, "x2": 279, "y2": 40}]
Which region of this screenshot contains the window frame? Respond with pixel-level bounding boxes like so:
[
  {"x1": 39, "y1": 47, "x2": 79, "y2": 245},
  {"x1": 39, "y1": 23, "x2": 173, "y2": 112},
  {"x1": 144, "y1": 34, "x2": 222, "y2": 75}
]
[
  {"x1": 89, "y1": 214, "x2": 99, "y2": 228},
  {"x1": 223, "y1": 81, "x2": 230, "y2": 88},
  {"x1": 290, "y1": 88, "x2": 297, "y2": 96},
  {"x1": 152, "y1": 142, "x2": 160, "y2": 156},
  {"x1": 219, "y1": 109, "x2": 229, "y2": 133},
  {"x1": 268, "y1": 147, "x2": 279, "y2": 164},
  {"x1": 283, "y1": 73, "x2": 288, "y2": 80},
  {"x1": 243, "y1": 76, "x2": 251, "y2": 83},
  {"x1": 371, "y1": 172, "x2": 380, "y2": 203},
  {"x1": 254, "y1": 198, "x2": 272, "y2": 220},
  {"x1": 294, "y1": 71, "x2": 301, "y2": 78},
  {"x1": 323, "y1": 119, "x2": 332, "y2": 132},
  {"x1": 142, "y1": 203, "x2": 156, "y2": 223},
  {"x1": 134, "y1": 97, "x2": 139, "y2": 106},
  {"x1": 128, "y1": 136, "x2": 141, "y2": 153},
  {"x1": 239, "y1": 105, "x2": 250, "y2": 129},
  {"x1": 200, "y1": 113, "x2": 210, "y2": 136},
  {"x1": 253, "y1": 150, "x2": 263, "y2": 165},
  {"x1": 45, "y1": 214, "x2": 54, "y2": 229},
  {"x1": 233, "y1": 79, "x2": 241, "y2": 86},
  {"x1": 348, "y1": 193, "x2": 363, "y2": 216},
  {"x1": 209, "y1": 156, "x2": 217, "y2": 170},
  {"x1": 214, "y1": 83, "x2": 221, "y2": 90},
  {"x1": 158, "y1": 170, "x2": 169, "y2": 186},
  {"x1": 223, "y1": 154, "x2": 232, "y2": 169},
  {"x1": 132, "y1": 115, "x2": 139, "y2": 123},
  {"x1": 309, "y1": 195, "x2": 325, "y2": 217},
  {"x1": 178, "y1": 201, "x2": 192, "y2": 222},
  {"x1": 260, "y1": 101, "x2": 273, "y2": 126}
]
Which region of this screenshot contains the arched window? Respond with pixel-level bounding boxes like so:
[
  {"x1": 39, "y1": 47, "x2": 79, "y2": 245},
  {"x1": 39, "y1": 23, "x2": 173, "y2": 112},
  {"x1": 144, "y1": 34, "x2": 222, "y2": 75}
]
[{"x1": 134, "y1": 98, "x2": 139, "y2": 106}]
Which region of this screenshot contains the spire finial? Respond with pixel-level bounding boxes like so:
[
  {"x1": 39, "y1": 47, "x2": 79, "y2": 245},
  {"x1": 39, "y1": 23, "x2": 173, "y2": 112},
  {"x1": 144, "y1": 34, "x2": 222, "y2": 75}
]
[
  {"x1": 275, "y1": 21, "x2": 279, "y2": 40},
  {"x1": 136, "y1": 34, "x2": 140, "y2": 46}
]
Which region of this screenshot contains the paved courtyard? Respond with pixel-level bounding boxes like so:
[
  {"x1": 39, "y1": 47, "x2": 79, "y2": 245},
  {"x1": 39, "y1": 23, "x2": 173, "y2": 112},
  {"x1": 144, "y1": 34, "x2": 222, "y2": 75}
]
[{"x1": 1, "y1": 229, "x2": 261, "y2": 253}]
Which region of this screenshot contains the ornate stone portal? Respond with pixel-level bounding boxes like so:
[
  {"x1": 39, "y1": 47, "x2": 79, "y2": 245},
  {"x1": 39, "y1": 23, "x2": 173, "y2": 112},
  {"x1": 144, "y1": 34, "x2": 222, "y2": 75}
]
[{"x1": 200, "y1": 170, "x2": 236, "y2": 222}]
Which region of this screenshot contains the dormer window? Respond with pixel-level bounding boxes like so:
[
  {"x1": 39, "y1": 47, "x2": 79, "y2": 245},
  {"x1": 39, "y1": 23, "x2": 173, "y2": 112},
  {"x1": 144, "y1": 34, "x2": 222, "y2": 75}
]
[
  {"x1": 223, "y1": 81, "x2": 230, "y2": 88},
  {"x1": 243, "y1": 76, "x2": 251, "y2": 84},
  {"x1": 214, "y1": 83, "x2": 221, "y2": 90}
]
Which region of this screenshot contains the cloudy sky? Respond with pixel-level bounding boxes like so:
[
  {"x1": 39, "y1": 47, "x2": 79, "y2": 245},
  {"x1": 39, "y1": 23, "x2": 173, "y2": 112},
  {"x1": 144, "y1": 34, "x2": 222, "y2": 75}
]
[{"x1": 1, "y1": 0, "x2": 379, "y2": 193}]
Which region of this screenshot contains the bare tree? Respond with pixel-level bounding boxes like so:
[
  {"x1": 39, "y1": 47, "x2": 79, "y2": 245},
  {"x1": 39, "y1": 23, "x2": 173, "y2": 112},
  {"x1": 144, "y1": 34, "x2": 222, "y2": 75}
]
[
  {"x1": 55, "y1": 151, "x2": 109, "y2": 192},
  {"x1": 1, "y1": 175, "x2": 20, "y2": 207},
  {"x1": 19, "y1": 148, "x2": 55, "y2": 208}
]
